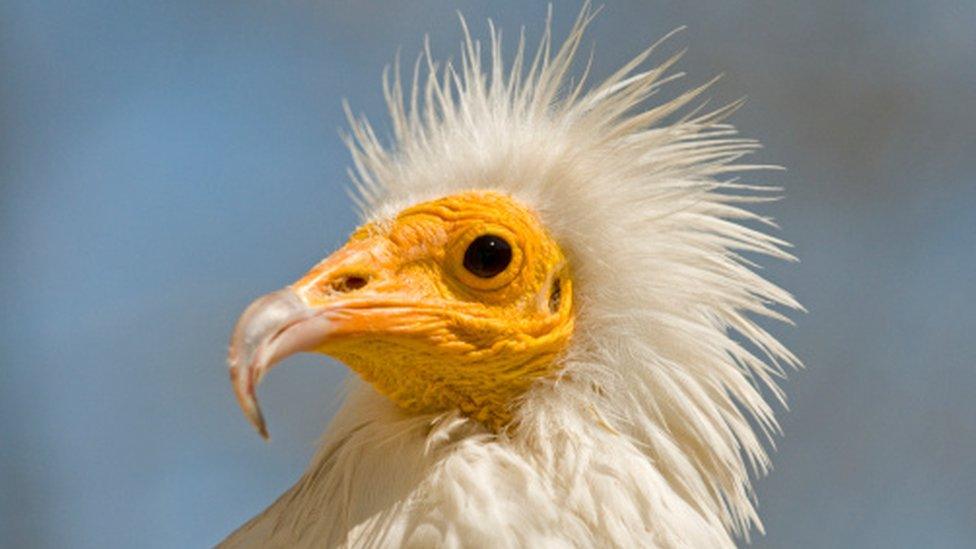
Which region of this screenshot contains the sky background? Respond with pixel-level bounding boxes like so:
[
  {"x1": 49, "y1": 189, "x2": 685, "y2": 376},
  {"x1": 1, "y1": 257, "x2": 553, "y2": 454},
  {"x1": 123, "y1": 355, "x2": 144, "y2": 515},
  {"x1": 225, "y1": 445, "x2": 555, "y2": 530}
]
[{"x1": 2, "y1": 1, "x2": 974, "y2": 547}]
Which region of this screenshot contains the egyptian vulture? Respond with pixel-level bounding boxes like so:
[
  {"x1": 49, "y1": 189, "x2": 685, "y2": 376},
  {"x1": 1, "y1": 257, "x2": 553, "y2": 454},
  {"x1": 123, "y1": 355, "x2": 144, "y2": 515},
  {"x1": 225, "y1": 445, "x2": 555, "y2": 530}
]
[{"x1": 222, "y1": 5, "x2": 800, "y2": 547}]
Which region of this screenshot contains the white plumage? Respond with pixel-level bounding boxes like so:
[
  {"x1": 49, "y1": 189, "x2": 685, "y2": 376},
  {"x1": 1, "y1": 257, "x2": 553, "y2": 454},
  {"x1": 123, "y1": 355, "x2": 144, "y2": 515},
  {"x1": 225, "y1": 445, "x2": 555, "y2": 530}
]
[{"x1": 223, "y1": 5, "x2": 800, "y2": 547}]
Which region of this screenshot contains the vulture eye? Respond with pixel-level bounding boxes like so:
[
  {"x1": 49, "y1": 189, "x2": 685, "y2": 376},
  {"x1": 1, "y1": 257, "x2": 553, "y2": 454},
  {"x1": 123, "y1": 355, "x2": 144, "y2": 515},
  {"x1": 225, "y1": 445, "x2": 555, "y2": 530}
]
[{"x1": 463, "y1": 234, "x2": 512, "y2": 278}]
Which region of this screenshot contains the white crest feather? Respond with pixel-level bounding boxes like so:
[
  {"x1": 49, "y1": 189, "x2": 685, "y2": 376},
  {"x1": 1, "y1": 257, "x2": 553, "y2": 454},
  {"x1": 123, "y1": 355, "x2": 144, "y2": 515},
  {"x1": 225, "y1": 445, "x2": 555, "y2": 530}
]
[{"x1": 224, "y1": 4, "x2": 801, "y2": 547}]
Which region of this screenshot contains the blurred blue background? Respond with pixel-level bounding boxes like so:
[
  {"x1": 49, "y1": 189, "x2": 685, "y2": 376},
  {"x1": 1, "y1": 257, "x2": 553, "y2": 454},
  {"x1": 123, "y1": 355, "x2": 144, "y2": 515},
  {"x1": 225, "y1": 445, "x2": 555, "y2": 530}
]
[{"x1": 2, "y1": 1, "x2": 974, "y2": 547}]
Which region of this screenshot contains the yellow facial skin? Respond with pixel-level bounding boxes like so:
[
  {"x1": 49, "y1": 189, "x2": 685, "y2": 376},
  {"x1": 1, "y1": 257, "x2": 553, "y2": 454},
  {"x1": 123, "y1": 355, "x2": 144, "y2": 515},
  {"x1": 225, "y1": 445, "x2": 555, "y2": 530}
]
[{"x1": 291, "y1": 191, "x2": 574, "y2": 430}]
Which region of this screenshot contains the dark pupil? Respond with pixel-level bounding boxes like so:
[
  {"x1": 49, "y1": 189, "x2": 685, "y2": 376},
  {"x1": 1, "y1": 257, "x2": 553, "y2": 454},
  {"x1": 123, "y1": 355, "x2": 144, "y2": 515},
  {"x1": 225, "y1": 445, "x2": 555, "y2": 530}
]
[{"x1": 463, "y1": 235, "x2": 512, "y2": 278}]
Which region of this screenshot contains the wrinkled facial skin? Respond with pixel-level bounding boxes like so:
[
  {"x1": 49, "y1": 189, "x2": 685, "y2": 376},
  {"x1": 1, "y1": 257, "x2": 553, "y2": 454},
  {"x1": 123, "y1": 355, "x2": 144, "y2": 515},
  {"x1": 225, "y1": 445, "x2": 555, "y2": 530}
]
[{"x1": 284, "y1": 191, "x2": 573, "y2": 431}]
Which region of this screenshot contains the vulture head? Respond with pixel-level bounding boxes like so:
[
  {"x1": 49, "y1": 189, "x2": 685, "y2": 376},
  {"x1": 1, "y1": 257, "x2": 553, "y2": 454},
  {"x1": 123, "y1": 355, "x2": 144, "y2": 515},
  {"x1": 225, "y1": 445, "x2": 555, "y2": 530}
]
[
  {"x1": 224, "y1": 5, "x2": 800, "y2": 546},
  {"x1": 231, "y1": 190, "x2": 574, "y2": 435}
]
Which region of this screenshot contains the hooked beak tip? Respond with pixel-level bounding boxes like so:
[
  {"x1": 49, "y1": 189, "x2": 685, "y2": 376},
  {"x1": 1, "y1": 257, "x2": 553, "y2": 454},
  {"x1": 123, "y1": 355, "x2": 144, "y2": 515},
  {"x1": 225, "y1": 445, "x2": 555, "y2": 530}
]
[
  {"x1": 230, "y1": 368, "x2": 270, "y2": 440},
  {"x1": 226, "y1": 287, "x2": 336, "y2": 441}
]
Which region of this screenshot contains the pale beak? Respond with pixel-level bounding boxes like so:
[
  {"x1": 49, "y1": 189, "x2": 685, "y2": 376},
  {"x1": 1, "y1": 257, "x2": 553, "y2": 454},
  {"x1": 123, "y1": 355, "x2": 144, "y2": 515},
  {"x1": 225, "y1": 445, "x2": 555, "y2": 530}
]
[{"x1": 227, "y1": 288, "x2": 334, "y2": 439}]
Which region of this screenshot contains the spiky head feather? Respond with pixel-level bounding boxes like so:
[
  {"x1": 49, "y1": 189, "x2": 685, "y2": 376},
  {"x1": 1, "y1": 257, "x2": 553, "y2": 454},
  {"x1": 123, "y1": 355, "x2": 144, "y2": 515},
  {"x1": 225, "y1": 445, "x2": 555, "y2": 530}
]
[{"x1": 340, "y1": 5, "x2": 800, "y2": 540}]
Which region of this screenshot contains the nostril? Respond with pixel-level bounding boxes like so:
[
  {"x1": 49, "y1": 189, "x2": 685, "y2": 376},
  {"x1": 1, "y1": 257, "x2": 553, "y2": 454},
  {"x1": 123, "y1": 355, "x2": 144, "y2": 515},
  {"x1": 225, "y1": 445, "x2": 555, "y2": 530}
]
[
  {"x1": 331, "y1": 275, "x2": 368, "y2": 293},
  {"x1": 345, "y1": 276, "x2": 368, "y2": 290}
]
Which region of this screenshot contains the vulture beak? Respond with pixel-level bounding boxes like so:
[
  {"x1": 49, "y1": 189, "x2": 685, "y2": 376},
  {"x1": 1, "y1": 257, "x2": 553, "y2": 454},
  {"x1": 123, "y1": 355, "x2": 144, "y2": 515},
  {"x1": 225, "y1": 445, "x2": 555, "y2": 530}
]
[
  {"x1": 227, "y1": 288, "x2": 336, "y2": 439},
  {"x1": 227, "y1": 231, "x2": 403, "y2": 440}
]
